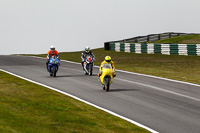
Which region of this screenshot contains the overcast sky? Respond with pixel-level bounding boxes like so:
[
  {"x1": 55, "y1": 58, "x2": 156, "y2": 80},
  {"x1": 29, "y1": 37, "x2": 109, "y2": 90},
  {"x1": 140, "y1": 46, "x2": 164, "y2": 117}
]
[{"x1": 0, "y1": 0, "x2": 200, "y2": 55}]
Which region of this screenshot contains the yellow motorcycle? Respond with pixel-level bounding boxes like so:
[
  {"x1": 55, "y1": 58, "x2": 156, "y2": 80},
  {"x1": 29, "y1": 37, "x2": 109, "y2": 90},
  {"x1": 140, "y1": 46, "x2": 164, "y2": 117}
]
[{"x1": 99, "y1": 64, "x2": 114, "y2": 91}]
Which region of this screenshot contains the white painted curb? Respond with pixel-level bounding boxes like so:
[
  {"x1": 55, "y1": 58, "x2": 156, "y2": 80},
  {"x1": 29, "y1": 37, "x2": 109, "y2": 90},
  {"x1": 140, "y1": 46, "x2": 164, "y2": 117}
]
[{"x1": 0, "y1": 68, "x2": 158, "y2": 133}]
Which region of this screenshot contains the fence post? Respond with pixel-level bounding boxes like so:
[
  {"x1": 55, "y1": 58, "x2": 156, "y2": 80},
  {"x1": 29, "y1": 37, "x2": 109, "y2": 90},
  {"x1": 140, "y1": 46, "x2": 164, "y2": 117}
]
[
  {"x1": 169, "y1": 33, "x2": 172, "y2": 38},
  {"x1": 147, "y1": 35, "x2": 150, "y2": 42},
  {"x1": 158, "y1": 34, "x2": 161, "y2": 40},
  {"x1": 136, "y1": 37, "x2": 138, "y2": 43}
]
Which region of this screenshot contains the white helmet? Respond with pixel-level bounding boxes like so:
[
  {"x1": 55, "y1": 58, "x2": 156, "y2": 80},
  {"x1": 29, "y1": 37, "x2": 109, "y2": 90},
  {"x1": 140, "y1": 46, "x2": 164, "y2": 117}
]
[
  {"x1": 85, "y1": 46, "x2": 90, "y2": 53},
  {"x1": 50, "y1": 45, "x2": 55, "y2": 51}
]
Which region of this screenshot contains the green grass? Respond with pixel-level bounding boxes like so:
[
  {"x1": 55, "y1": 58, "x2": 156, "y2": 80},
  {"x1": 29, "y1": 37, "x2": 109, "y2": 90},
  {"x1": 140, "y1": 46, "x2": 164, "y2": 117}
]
[
  {"x1": 0, "y1": 71, "x2": 150, "y2": 133},
  {"x1": 24, "y1": 48, "x2": 200, "y2": 85},
  {"x1": 153, "y1": 34, "x2": 200, "y2": 44}
]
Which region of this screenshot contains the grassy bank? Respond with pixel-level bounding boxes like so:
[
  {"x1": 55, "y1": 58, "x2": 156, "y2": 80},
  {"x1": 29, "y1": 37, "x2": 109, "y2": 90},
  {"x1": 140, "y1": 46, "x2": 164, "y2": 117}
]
[
  {"x1": 0, "y1": 71, "x2": 150, "y2": 133},
  {"x1": 25, "y1": 48, "x2": 200, "y2": 85},
  {"x1": 153, "y1": 34, "x2": 200, "y2": 44}
]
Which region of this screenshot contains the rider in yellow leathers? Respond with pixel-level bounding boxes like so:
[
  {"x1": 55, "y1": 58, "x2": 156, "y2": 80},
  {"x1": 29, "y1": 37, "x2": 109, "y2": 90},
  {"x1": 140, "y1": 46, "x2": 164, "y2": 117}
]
[{"x1": 98, "y1": 56, "x2": 116, "y2": 77}]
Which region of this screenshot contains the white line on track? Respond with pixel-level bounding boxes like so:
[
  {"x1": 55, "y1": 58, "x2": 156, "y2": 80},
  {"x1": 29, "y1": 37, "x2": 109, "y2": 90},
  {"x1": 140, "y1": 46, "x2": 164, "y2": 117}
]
[
  {"x1": 62, "y1": 59, "x2": 200, "y2": 88},
  {"x1": 26, "y1": 56, "x2": 200, "y2": 101},
  {"x1": 116, "y1": 78, "x2": 200, "y2": 102},
  {"x1": 0, "y1": 68, "x2": 158, "y2": 133},
  {"x1": 52, "y1": 57, "x2": 200, "y2": 88},
  {"x1": 58, "y1": 57, "x2": 200, "y2": 102},
  {"x1": 53, "y1": 59, "x2": 200, "y2": 102}
]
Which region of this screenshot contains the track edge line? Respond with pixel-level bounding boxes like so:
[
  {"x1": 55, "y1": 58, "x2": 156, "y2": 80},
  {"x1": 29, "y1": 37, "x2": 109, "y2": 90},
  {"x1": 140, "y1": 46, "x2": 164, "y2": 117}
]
[{"x1": 0, "y1": 68, "x2": 158, "y2": 133}]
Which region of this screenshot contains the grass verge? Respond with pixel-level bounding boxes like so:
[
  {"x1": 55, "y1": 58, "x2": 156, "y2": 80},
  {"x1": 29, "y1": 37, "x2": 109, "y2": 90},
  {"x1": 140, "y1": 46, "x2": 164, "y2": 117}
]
[
  {"x1": 24, "y1": 48, "x2": 200, "y2": 85},
  {"x1": 153, "y1": 34, "x2": 200, "y2": 44},
  {"x1": 0, "y1": 71, "x2": 150, "y2": 133}
]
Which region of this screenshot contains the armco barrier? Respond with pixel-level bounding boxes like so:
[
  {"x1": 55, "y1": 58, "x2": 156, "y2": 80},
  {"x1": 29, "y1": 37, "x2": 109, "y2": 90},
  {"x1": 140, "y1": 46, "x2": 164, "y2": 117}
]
[{"x1": 108, "y1": 43, "x2": 200, "y2": 56}]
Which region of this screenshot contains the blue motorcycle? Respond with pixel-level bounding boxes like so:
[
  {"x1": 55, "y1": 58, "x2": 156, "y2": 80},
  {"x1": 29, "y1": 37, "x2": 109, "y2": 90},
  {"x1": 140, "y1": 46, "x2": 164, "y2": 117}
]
[{"x1": 48, "y1": 55, "x2": 60, "y2": 77}]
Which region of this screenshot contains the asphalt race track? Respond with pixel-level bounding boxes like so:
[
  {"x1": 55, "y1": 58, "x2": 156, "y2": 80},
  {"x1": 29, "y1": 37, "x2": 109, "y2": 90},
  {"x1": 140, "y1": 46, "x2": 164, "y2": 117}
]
[{"x1": 0, "y1": 55, "x2": 200, "y2": 133}]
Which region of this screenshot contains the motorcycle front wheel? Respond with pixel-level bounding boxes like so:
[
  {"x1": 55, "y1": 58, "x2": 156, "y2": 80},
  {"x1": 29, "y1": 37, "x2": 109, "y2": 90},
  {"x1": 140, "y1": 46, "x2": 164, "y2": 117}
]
[
  {"x1": 104, "y1": 77, "x2": 110, "y2": 92},
  {"x1": 89, "y1": 64, "x2": 93, "y2": 76},
  {"x1": 52, "y1": 67, "x2": 56, "y2": 77}
]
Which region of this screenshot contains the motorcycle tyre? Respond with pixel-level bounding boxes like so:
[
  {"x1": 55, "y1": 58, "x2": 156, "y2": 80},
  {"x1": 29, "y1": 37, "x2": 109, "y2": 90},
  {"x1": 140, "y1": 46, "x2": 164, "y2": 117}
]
[
  {"x1": 104, "y1": 78, "x2": 110, "y2": 92},
  {"x1": 89, "y1": 64, "x2": 93, "y2": 76},
  {"x1": 49, "y1": 67, "x2": 53, "y2": 76},
  {"x1": 84, "y1": 64, "x2": 88, "y2": 75},
  {"x1": 103, "y1": 85, "x2": 105, "y2": 90},
  {"x1": 53, "y1": 67, "x2": 56, "y2": 77},
  {"x1": 84, "y1": 71, "x2": 88, "y2": 75}
]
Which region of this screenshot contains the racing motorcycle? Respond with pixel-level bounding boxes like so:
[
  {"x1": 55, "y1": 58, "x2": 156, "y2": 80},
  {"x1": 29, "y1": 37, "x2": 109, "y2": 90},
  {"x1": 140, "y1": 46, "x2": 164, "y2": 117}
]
[
  {"x1": 99, "y1": 64, "x2": 114, "y2": 91},
  {"x1": 83, "y1": 55, "x2": 94, "y2": 76},
  {"x1": 48, "y1": 55, "x2": 60, "y2": 77}
]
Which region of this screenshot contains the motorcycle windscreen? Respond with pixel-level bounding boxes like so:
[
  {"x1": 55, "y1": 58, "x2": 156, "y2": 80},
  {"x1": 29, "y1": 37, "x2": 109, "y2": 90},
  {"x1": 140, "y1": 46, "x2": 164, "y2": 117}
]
[{"x1": 102, "y1": 64, "x2": 112, "y2": 69}]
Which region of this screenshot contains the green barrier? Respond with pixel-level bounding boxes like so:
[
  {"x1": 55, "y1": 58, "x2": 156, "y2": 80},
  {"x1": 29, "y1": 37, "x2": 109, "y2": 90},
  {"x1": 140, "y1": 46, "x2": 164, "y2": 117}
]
[
  {"x1": 170, "y1": 44, "x2": 179, "y2": 55},
  {"x1": 141, "y1": 43, "x2": 147, "y2": 53},
  {"x1": 154, "y1": 44, "x2": 161, "y2": 54},
  {"x1": 109, "y1": 43, "x2": 115, "y2": 51},
  {"x1": 187, "y1": 44, "x2": 197, "y2": 55},
  {"x1": 120, "y1": 43, "x2": 125, "y2": 52},
  {"x1": 108, "y1": 43, "x2": 199, "y2": 56},
  {"x1": 130, "y1": 43, "x2": 135, "y2": 53}
]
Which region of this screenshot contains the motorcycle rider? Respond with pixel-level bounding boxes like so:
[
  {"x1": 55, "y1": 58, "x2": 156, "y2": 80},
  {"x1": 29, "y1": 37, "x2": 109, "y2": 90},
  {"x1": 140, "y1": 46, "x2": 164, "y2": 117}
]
[
  {"x1": 81, "y1": 46, "x2": 95, "y2": 71},
  {"x1": 98, "y1": 56, "x2": 116, "y2": 77},
  {"x1": 46, "y1": 45, "x2": 60, "y2": 70}
]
